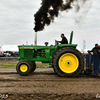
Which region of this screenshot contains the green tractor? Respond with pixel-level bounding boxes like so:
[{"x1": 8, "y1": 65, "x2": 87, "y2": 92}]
[{"x1": 16, "y1": 31, "x2": 84, "y2": 77}]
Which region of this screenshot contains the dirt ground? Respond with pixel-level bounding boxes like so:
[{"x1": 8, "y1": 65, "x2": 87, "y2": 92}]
[
  {"x1": 0, "y1": 61, "x2": 100, "y2": 100},
  {"x1": 0, "y1": 60, "x2": 18, "y2": 65},
  {"x1": 0, "y1": 60, "x2": 48, "y2": 65}
]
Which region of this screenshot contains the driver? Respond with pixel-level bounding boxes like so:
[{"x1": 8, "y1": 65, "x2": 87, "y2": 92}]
[{"x1": 56, "y1": 34, "x2": 68, "y2": 44}]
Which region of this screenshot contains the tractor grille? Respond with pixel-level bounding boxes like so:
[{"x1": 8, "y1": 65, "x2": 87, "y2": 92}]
[
  {"x1": 19, "y1": 49, "x2": 33, "y2": 59},
  {"x1": 24, "y1": 49, "x2": 33, "y2": 58}
]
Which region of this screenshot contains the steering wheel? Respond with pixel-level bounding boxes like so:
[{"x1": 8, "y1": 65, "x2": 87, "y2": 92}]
[{"x1": 55, "y1": 40, "x2": 59, "y2": 47}]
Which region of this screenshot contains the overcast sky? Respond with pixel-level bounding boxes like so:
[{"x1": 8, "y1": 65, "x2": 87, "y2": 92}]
[{"x1": 0, "y1": 0, "x2": 100, "y2": 50}]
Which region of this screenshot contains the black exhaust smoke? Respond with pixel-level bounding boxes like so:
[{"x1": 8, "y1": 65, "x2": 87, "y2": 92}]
[{"x1": 34, "y1": 0, "x2": 91, "y2": 32}]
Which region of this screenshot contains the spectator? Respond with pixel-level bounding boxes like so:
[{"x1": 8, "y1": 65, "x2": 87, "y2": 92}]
[{"x1": 88, "y1": 44, "x2": 99, "y2": 55}]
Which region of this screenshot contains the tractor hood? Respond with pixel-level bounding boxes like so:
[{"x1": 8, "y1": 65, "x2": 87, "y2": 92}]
[{"x1": 18, "y1": 45, "x2": 55, "y2": 49}]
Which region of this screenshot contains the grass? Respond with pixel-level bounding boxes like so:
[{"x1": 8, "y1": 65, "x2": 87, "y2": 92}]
[
  {"x1": 0, "y1": 64, "x2": 51, "y2": 68},
  {"x1": 37, "y1": 65, "x2": 50, "y2": 68},
  {"x1": 0, "y1": 64, "x2": 16, "y2": 68}
]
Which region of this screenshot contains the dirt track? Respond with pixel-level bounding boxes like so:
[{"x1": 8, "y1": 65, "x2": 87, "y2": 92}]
[
  {"x1": 0, "y1": 67, "x2": 100, "y2": 100},
  {"x1": 0, "y1": 61, "x2": 47, "y2": 65}
]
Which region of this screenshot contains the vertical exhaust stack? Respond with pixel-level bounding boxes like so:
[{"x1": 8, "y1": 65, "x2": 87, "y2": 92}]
[{"x1": 35, "y1": 32, "x2": 37, "y2": 45}]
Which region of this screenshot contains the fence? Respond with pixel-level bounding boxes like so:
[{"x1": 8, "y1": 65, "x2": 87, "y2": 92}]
[{"x1": 0, "y1": 57, "x2": 18, "y2": 61}]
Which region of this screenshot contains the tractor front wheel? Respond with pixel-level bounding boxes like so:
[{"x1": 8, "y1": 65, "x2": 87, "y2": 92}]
[
  {"x1": 30, "y1": 62, "x2": 36, "y2": 73},
  {"x1": 16, "y1": 61, "x2": 31, "y2": 76}
]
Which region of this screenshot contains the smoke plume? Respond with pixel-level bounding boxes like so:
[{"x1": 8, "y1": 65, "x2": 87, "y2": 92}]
[{"x1": 34, "y1": 0, "x2": 91, "y2": 32}]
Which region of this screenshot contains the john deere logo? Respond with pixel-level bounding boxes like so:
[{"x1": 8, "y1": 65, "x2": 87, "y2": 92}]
[{"x1": 45, "y1": 50, "x2": 49, "y2": 52}]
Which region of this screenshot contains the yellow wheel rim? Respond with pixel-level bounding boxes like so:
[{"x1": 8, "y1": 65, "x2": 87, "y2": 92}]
[
  {"x1": 20, "y1": 64, "x2": 28, "y2": 72},
  {"x1": 59, "y1": 53, "x2": 79, "y2": 73}
]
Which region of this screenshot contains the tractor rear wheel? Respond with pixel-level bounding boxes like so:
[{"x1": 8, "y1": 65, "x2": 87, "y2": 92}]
[
  {"x1": 53, "y1": 47, "x2": 84, "y2": 77},
  {"x1": 30, "y1": 62, "x2": 36, "y2": 73},
  {"x1": 16, "y1": 61, "x2": 31, "y2": 76}
]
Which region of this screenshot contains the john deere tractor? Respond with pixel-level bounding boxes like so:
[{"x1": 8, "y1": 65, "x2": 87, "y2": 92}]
[{"x1": 16, "y1": 31, "x2": 84, "y2": 77}]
